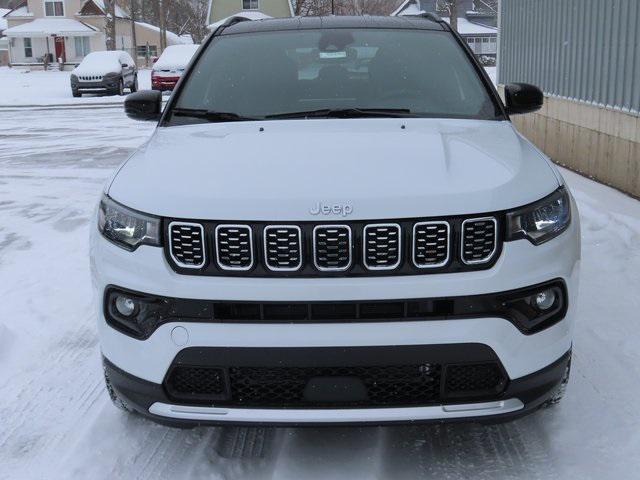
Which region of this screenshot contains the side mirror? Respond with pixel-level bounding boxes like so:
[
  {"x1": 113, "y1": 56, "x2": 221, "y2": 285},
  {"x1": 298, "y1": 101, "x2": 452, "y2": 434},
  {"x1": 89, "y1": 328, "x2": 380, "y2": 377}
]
[
  {"x1": 125, "y1": 90, "x2": 162, "y2": 121},
  {"x1": 504, "y1": 83, "x2": 544, "y2": 115},
  {"x1": 121, "y1": 63, "x2": 128, "y2": 68}
]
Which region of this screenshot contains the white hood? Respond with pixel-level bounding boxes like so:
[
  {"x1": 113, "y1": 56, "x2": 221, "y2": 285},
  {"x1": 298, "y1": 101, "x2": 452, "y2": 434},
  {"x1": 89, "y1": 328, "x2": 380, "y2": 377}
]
[{"x1": 108, "y1": 118, "x2": 561, "y2": 221}]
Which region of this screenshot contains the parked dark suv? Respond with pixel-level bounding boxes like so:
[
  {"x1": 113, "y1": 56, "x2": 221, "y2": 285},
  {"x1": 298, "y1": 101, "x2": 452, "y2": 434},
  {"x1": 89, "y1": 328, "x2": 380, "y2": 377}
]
[{"x1": 70, "y1": 51, "x2": 138, "y2": 97}]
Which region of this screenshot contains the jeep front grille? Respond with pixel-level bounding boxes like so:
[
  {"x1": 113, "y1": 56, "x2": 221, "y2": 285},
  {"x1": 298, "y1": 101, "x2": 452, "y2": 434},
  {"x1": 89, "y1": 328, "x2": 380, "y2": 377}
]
[
  {"x1": 168, "y1": 222, "x2": 205, "y2": 268},
  {"x1": 461, "y1": 217, "x2": 497, "y2": 265},
  {"x1": 363, "y1": 224, "x2": 401, "y2": 270},
  {"x1": 215, "y1": 225, "x2": 253, "y2": 270},
  {"x1": 165, "y1": 216, "x2": 501, "y2": 276},
  {"x1": 313, "y1": 225, "x2": 352, "y2": 271},
  {"x1": 264, "y1": 225, "x2": 302, "y2": 271}
]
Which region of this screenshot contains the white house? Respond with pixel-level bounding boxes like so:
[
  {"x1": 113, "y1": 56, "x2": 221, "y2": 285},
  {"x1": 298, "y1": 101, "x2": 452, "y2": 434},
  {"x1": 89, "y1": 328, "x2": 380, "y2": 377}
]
[
  {"x1": 0, "y1": 7, "x2": 10, "y2": 65},
  {"x1": 392, "y1": 0, "x2": 498, "y2": 58},
  {"x1": 3, "y1": 0, "x2": 188, "y2": 69}
]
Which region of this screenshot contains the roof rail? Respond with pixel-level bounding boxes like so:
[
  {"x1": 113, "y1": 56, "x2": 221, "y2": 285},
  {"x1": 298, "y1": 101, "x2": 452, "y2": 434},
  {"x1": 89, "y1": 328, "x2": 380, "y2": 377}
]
[
  {"x1": 208, "y1": 14, "x2": 256, "y2": 35},
  {"x1": 417, "y1": 12, "x2": 446, "y2": 24}
]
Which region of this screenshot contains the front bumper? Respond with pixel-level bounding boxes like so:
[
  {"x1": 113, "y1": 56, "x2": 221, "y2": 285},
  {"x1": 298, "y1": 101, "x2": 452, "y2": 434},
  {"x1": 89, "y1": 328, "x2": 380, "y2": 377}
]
[{"x1": 104, "y1": 350, "x2": 570, "y2": 426}]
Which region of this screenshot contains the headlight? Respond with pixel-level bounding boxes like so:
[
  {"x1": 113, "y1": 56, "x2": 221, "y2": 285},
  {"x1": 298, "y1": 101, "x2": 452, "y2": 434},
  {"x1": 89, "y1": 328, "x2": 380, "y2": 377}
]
[
  {"x1": 506, "y1": 187, "x2": 571, "y2": 245},
  {"x1": 98, "y1": 195, "x2": 161, "y2": 251}
]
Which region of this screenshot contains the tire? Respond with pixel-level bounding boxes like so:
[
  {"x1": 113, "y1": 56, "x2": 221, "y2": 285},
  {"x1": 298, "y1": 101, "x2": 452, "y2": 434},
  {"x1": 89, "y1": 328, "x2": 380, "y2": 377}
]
[
  {"x1": 104, "y1": 365, "x2": 134, "y2": 413},
  {"x1": 539, "y1": 354, "x2": 571, "y2": 409},
  {"x1": 117, "y1": 79, "x2": 124, "y2": 96},
  {"x1": 130, "y1": 75, "x2": 138, "y2": 93}
]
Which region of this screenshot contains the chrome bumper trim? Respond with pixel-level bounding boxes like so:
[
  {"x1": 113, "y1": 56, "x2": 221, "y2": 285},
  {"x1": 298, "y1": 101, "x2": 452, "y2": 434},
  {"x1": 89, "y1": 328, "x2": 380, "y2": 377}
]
[{"x1": 148, "y1": 398, "x2": 524, "y2": 423}]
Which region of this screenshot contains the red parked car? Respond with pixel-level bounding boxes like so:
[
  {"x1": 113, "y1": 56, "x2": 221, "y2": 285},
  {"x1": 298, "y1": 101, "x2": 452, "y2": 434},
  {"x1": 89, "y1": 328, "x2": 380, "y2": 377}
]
[{"x1": 151, "y1": 44, "x2": 200, "y2": 92}]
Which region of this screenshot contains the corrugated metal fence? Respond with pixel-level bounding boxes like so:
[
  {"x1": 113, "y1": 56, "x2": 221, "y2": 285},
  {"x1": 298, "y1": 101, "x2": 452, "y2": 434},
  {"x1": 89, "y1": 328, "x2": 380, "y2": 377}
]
[{"x1": 499, "y1": 0, "x2": 640, "y2": 113}]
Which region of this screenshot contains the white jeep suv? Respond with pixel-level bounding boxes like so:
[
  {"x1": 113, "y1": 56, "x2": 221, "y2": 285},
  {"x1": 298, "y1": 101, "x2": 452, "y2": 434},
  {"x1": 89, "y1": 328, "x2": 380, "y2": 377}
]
[{"x1": 91, "y1": 15, "x2": 580, "y2": 426}]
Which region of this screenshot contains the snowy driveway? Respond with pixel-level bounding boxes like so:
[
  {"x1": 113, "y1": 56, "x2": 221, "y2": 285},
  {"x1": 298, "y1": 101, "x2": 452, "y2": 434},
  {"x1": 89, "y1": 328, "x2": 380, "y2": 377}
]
[{"x1": 1, "y1": 105, "x2": 640, "y2": 480}]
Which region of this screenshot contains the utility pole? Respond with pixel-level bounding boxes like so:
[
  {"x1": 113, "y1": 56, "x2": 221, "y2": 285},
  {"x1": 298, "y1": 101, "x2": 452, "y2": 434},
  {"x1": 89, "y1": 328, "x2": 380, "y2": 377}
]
[
  {"x1": 158, "y1": 0, "x2": 167, "y2": 53},
  {"x1": 130, "y1": 0, "x2": 138, "y2": 65}
]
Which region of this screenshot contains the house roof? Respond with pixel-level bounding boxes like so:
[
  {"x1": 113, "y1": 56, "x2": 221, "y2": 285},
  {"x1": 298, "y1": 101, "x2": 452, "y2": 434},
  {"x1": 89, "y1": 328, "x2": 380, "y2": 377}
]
[
  {"x1": 0, "y1": 8, "x2": 10, "y2": 31},
  {"x1": 207, "y1": 11, "x2": 272, "y2": 30},
  {"x1": 207, "y1": 0, "x2": 294, "y2": 24},
  {"x1": 135, "y1": 21, "x2": 192, "y2": 45},
  {"x1": 3, "y1": 18, "x2": 99, "y2": 37},
  {"x1": 78, "y1": 0, "x2": 129, "y2": 18},
  {"x1": 441, "y1": 16, "x2": 496, "y2": 34},
  {"x1": 5, "y1": 4, "x2": 31, "y2": 17}
]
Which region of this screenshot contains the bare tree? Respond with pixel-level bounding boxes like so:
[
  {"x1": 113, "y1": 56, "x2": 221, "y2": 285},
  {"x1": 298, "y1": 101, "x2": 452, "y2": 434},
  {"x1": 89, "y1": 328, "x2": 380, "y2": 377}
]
[
  {"x1": 104, "y1": 0, "x2": 117, "y2": 50},
  {"x1": 474, "y1": 0, "x2": 497, "y2": 14},
  {"x1": 436, "y1": 0, "x2": 459, "y2": 32}
]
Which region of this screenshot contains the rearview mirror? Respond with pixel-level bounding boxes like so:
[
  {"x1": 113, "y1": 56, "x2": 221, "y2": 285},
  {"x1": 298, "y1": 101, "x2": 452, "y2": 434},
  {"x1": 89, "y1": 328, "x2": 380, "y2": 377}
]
[
  {"x1": 125, "y1": 90, "x2": 162, "y2": 121},
  {"x1": 504, "y1": 83, "x2": 544, "y2": 115}
]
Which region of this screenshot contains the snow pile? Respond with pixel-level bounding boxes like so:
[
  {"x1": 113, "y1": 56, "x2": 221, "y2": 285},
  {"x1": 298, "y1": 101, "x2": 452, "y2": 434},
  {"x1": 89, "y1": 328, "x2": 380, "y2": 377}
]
[
  {"x1": 72, "y1": 51, "x2": 125, "y2": 76},
  {"x1": 152, "y1": 44, "x2": 199, "y2": 71}
]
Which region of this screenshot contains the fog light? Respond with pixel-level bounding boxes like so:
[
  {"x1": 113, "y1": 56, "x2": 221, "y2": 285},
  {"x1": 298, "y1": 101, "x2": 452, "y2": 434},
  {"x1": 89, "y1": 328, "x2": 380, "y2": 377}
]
[
  {"x1": 115, "y1": 295, "x2": 136, "y2": 316},
  {"x1": 534, "y1": 289, "x2": 556, "y2": 310}
]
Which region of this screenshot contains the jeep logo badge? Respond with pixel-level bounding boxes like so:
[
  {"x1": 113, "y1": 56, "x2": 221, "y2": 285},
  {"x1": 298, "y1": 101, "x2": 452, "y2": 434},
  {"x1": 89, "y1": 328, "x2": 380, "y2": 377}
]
[{"x1": 309, "y1": 202, "x2": 353, "y2": 217}]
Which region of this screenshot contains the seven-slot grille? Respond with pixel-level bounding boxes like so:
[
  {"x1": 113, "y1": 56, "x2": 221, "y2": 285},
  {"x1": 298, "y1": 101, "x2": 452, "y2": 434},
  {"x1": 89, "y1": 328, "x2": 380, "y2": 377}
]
[
  {"x1": 461, "y1": 217, "x2": 498, "y2": 265},
  {"x1": 168, "y1": 222, "x2": 205, "y2": 268},
  {"x1": 264, "y1": 226, "x2": 303, "y2": 271},
  {"x1": 166, "y1": 216, "x2": 500, "y2": 274},
  {"x1": 313, "y1": 225, "x2": 352, "y2": 271},
  {"x1": 413, "y1": 222, "x2": 450, "y2": 268},
  {"x1": 215, "y1": 225, "x2": 253, "y2": 270},
  {"x1": 363, "y1": 224, "x2": 401, "y2": 270}
]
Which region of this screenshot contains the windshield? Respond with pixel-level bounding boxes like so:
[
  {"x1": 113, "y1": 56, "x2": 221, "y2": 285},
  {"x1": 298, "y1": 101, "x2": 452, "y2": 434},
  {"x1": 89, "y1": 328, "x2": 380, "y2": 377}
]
[{"x1": 169, "y1": 28, "x2": 501, "y2": 123}]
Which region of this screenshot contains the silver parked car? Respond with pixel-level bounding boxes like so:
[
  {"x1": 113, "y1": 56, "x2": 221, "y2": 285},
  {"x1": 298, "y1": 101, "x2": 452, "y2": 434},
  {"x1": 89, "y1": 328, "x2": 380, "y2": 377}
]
[{"x1": 70, "y1": 51, "x2": 138, "y2": 97}]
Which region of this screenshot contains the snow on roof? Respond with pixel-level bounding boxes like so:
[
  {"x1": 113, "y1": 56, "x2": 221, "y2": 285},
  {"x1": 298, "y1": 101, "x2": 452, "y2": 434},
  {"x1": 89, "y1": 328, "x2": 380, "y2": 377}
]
[
  {"x1": 88, "y1": 0, "x2": 128, "y2": 18},
  {"x1": 153, "y1": 44, "x2": 199, "y2": 71},
  {"x1": 135, "y1": 22, "x2": 190, "y2": 45},
  {"x1": 207, "y1": 11, "x2": 271, "y2": 31},
  {"x1": 3, "y1": 18, "x2": 99, "y2": 37},
  {"x1": 6, "y1": 5, "x2": 32, "y2": 17},
  {"x1": 0, "y1": 8, "x2": 10, "y2": 31},
  {"x1": 391, "y1": 0, "x2": 416, "y2": 17},
  {"x1": 442, "y1": 17, "x2": 497, "y2": 35}
]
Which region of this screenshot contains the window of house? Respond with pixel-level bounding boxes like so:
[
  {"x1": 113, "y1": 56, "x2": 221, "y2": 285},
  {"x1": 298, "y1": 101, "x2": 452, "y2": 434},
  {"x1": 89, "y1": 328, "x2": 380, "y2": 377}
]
[
  {"x1": 24, "y1": 37, "x2": 33, "y2": 58},
  {"x1": 74, "y1": 37, "x2": 91, "y2": 57},
  {"x1": 242, "y1": 0, "x2": 259, "y2": 10},
  {"x1": 137, "y1": 45, "x2": 158, "y2": 58},
  {"x1": 45, "y1": 0, "x2": 65, "y2": 16}
]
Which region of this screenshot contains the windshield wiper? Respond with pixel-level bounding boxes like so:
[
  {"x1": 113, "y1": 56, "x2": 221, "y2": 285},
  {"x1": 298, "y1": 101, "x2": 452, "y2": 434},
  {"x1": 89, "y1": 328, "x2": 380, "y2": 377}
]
[
  {"x1": 266, "y1": 108, "x2": 414, "y2": 120},
  {"x1": 171, "y1": 108, "x2": 262, "y2": 122}
]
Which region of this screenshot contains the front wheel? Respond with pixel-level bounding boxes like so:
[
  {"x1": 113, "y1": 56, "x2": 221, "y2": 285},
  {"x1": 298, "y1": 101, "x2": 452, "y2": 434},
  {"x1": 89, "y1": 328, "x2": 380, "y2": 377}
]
[
  {"x1": 130, "y1": 75, "x2": 138, "y2": 93},
  {"x1": 117, "y1": 79, "x2": 124, "y2": 96}
]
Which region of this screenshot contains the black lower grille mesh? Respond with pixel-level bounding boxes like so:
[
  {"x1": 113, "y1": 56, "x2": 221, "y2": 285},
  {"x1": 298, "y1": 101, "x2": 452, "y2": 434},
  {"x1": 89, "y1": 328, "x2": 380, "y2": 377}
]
[
  {"x1": 165, "y1": 362, "x2": 506, "y2": 407},
  {"x1": 445, "y1": 363, "x2": 506, "y2": 395}
]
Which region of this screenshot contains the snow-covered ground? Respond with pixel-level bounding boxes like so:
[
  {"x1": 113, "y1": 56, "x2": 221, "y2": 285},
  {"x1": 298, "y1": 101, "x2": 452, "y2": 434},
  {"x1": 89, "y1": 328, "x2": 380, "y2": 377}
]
[
  {"x1": 1, "y1": 103, "x2": 640, "y2": 479},
  {"x1": 0, "y1": 67, "x2": 152, "y2": 106}
]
